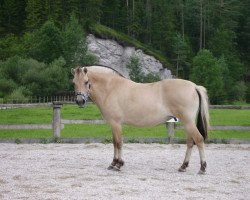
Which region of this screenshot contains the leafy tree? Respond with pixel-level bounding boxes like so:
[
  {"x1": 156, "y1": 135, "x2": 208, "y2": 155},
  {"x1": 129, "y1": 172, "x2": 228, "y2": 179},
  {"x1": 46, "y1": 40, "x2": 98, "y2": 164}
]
[
  {"x1": 6, "y1": 87, "x2": 29, "y2": 103},
  {"x1": 190, "y1": 50, "x2": 224, "y2": 104},
  {"x1": 127, "y1": 55, "x2": 144, "y2": 82},
  {"x1": 127, "y1": 55, "x2": 160, "y2": 83},
  {"x1": 172, "y1": 33, "x2": 193, "y2": 78},
  {"x1": 62, "y1": 14, "x2": 87, "y2": 67},
  {"x1": 25, "y1": 0, "x2": 46, "y2": 31},
  {"x1": 42, "y1": 57, "x2": 69, "y2": 95},
  {"x1": 0, "y1": 77, "x2": 17, "y2": 97},
  {"x1": 0, "y1": 0, "x2": 26, "y2": 35},
  {"x1": 0, "y1": 56, "x2": 45, "y2": 97},
  {"x1": 28, "y1": 20, "x2": 63, "y2": 63},
  {"x1": 0, "y1": 34, "x2": 23, "y2": 60}
]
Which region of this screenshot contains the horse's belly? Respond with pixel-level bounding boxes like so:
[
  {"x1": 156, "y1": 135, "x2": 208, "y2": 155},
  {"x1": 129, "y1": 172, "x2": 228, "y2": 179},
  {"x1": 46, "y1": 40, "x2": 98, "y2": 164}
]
[{"x1": 123, "y1": 106, "x2": 169, "y2": 127}]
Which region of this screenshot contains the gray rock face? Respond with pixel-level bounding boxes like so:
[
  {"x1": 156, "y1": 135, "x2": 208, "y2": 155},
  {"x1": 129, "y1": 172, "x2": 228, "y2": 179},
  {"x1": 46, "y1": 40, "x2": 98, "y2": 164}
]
[{"x1": 87, "y1": 34, "x2": 172, "y2": 79}]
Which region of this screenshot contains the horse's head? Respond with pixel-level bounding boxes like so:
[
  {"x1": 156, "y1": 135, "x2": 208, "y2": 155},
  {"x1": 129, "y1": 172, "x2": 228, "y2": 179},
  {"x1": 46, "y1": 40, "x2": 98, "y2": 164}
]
[{"x1": 71, "y1": 67, "x2": 91, "y2": 108}]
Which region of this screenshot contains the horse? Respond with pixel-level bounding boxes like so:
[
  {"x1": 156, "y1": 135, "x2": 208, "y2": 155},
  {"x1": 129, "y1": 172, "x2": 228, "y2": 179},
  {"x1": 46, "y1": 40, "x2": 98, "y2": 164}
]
[{"x1": 71, "y1": 65, "x2": 210, "y2": 174}]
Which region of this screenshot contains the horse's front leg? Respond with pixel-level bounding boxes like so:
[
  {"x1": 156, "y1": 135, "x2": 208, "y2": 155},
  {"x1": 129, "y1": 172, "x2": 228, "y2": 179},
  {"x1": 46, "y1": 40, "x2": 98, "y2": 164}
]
[{"x1": 107, "y1": 123, "x2": 124, "y2": 171}]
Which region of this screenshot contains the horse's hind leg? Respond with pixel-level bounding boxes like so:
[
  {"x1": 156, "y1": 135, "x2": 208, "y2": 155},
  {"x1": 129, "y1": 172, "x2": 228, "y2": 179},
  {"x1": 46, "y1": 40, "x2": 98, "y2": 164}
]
[
  {"x1": 180, "y1": 122, "x2": 207, "y2": 174},
  {"x1": 179, "y1": 135, "x2": 194, "y2": 172},
  {"x1": 108, "y1": 122, "x2": 124, "y2": 171}
]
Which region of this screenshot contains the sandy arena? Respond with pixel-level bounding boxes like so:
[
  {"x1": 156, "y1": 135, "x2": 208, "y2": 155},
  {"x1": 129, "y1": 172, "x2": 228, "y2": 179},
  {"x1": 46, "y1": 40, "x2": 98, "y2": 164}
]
[{"x1": 0, "y1": 143, "x2": 249, "y2": 200}]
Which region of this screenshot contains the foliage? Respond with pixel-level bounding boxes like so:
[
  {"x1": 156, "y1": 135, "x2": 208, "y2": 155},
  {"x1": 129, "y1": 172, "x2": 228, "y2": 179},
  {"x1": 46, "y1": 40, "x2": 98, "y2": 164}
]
[
  {"x1": 6, "y1": 87, "x2": 28, "y2": 103},
  {"x1": 0, "y1": 0, "x2": 249, "y2": 103},
  {"x1": 62, "y1": 14, "x2": 88, "y2": 67},
  {"x1": 172, "y1": 33, "x2": 193, "y2": 78},
  {"x1": 126, "y1": 56, "x2": 144, "y2": 83},
  {"x1": 28, "y1": 20, "x2": 63, "y2": 63},
  {"x1": 0, "y1": 34, "x2": 24, "y2": 60},
  {"x1": 190, "y1": 50, "x2": 225, "y2": 104},
  {"x1": 0, "y1": 56, "x2": 68, "y2": 97},
  {"x1": 127, "y1": 55, "x2": 160, "y2": 83}
]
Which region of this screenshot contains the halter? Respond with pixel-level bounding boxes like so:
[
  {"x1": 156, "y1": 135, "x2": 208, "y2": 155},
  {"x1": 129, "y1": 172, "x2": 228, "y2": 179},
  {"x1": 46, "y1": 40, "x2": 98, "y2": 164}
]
[{"x1": 75, "y1": 81, "x2": 91, "y2": 105}]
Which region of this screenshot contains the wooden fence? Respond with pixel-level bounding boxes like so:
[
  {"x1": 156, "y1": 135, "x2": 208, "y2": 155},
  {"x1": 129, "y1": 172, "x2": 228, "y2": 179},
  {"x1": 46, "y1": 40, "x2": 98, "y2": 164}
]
[{"x1": 0, "y1": 102, "x2": 250, "y2": 143}]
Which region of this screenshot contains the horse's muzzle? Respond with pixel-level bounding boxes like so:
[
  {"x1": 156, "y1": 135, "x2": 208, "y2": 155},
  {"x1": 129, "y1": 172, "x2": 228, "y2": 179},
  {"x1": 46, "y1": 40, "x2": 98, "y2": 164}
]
[
  {"x1": 76, "y1": 98, "x2": 86, "y2": 108},
  {"x1": 75, "y1": 92, "x2": 88, "y2": 108}
]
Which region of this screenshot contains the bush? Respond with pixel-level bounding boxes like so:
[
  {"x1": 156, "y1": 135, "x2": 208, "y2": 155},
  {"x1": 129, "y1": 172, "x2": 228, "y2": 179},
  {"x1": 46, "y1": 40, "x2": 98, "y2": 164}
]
[
  {"x1": 5, "y1": 87, "x2": 29, "y2": 103},
  {"x1": 127, "y1": 56, "x2": 145, "y2": 82},
  {"x1": 42, "y1": 57, "x2": 69, "y2": 95},
  {"x1": 0, "y1": 77, "x2": 17, "y2": 97},
  {"x1": 127, "y1": 55, "x2": 161, "y2": 83},
  {"x1": 0, "y1": 34, "x2": 23, "y2": 60},
  {"x1": 246, "y1": 84, "x2": 250, "y2": 103},
  {"x1": 28, "y1": 20, "x2": 63, "y2": 63},
  {"x1": 190, "y1": 50, "x2": 225, "y2": 104}
]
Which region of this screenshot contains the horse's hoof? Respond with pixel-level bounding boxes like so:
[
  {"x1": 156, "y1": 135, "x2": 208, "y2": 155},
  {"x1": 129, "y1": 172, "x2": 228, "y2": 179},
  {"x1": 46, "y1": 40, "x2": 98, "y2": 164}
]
[
  {"x1": 113, "y1": 165, "x2": 121, "y2": 171},
  {"x1": 178, "y1": 162, "x2": 188, "y2": 172},
  {"x1": 178, "y1": 167, "x2": 187, "y2": 172},
  {"x1": 198, "y1": 169, "x2": 206, "y2": 175},
  {"x1": 198, "y1": 161, "x2": 207, "y2": 175},
  {"x1": 107, "y1": 165, "x2": 114, "y2": 170}
]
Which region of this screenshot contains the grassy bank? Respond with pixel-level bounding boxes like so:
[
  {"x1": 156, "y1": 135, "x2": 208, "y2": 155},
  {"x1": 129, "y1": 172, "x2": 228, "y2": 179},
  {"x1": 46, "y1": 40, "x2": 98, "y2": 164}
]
[{"x1": 0, "y1": 104, "x2": 250, "y2": 139}]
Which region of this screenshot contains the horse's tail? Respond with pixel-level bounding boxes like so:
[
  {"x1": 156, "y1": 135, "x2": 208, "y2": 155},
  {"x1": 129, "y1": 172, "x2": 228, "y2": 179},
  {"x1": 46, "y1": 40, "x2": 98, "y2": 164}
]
[{"x1": 195, "y1": 86, "x2": 210, "y2": 140}]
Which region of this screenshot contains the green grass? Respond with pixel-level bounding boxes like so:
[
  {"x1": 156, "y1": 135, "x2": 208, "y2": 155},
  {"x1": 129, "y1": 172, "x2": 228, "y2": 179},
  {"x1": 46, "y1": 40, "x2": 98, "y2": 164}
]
[
  {"x1": 0, "y1": 130, "x2": 52, "y2": 139},
  {"x1": 210, "y1": 109, "x2": 250, "y2": 126},
  {"x1": 0, "y1": 104, "x2": 250, "y2": 139},
  {"x1": 61, "y1": 104, "x2": 102, "y2": 119},
  {"x1": 0, "y1": 107, "x2": 52, "y2": 124}
]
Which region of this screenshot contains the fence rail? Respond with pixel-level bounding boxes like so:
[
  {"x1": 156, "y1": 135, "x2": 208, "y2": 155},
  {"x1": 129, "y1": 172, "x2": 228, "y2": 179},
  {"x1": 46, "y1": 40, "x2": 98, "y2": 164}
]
[
  {"x1": 1, "y1": 97, "x2": 249, "y2": 109},
  {"x1": 0, "y1": 102, "x2": 250, "y2": 144},
  {"x1": 0, "y1": 96, "x2": 75, "y2": 105}
]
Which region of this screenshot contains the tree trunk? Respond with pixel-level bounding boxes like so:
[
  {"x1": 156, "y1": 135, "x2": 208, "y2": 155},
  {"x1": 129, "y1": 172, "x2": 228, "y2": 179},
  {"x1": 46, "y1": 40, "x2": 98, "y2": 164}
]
[
  {"x1": 199, "y1": 0, "x2": 203, "y2": 50},
  {"x1": 181, "y1": 1, "x2": 185, "y2": 39},
  {"x1": 146, "y1": 0, "x2": 152, "y2": 43}
]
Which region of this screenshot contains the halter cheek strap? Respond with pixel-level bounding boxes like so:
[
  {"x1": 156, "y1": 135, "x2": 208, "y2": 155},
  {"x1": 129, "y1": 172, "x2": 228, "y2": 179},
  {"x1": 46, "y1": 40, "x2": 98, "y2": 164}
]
[{"x1": 76, "y1": 82, "x2": 91, "y2": 102}]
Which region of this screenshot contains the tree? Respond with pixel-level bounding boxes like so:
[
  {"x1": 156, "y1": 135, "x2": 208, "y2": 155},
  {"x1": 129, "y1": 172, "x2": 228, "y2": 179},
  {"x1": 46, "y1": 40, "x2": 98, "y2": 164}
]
[
  {"x1": 0, "y1": 0, "x2": 26, "y2": 35},
  {"x1": 127, "y1": 55, "x2": 144, "y2": 82},
  {"x1": 172, "y1": 33, "x2": 193, "y2": 78},
  {"x1": 25, "y1": 0, "x2": 46, "y2": 31},
  {"x1": 0, "y1": 34, "x2": 23, "y2": 60},
  {"x1": 42, "y1": 57, "x2": 69, "y2": 95},
  {"x1": 62, "y1": 14, "x2": 87, "y2": 67},
  {"x1": 127, "y1": 55, "x2": 160, "y2": 83},
  {"x1": 28, "y1": 20, "x2": 63, "y2": 63},
  {"x1": 190, "y1": 50, "x2": 224, "y2": 104}
]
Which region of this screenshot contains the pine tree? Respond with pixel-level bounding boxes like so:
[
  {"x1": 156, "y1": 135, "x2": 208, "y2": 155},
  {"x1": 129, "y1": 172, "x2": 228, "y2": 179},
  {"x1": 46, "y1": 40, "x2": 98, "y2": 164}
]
[
  {"x1": 25, "y1": 0, "x2": 46, "y2": 31},
  {"x1": 0, "y1": 0, "x2": 26, "y2": 35}
]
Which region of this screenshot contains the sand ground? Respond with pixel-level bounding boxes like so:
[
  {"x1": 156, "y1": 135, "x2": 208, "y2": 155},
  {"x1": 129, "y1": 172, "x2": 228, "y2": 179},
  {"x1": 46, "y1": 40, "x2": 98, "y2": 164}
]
[{"x1": 0, "y1": 143, "x2": 249, "y2": 200}]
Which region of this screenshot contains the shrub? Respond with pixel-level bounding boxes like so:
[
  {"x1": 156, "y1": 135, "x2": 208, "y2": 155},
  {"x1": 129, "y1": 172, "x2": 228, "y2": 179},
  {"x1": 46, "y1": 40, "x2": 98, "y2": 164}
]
[
  {"x1": 5, "y1": 87, "x2": 28, "y2": 103},
  {"x1": 190, "y1": 50, "x2": 225, "y2": 104},
  {"x1": 28, "y1": 20, "x2": 63, "y2": 63},
  {"x1": 127, "y1": 55, "x2": 161, "y2": 83}
]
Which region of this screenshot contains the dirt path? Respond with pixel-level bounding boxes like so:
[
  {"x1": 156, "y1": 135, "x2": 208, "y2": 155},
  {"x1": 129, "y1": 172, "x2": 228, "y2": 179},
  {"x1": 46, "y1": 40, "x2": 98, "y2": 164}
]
[{"x1": 0, "y1": 143, "x2": 249, "y2": 200}]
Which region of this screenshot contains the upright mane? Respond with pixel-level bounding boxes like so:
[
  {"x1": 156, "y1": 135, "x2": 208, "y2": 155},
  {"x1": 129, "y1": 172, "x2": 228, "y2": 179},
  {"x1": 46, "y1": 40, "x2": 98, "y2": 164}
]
[{"x1": 84, "y1": 65, "x2": 126, "y2": 78}]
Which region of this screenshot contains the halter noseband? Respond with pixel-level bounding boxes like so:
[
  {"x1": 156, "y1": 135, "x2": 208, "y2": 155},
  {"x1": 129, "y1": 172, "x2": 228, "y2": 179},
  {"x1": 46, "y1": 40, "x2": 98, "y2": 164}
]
[{"x1": 75, "y1": 82, "x2": 91, "y2": 106}]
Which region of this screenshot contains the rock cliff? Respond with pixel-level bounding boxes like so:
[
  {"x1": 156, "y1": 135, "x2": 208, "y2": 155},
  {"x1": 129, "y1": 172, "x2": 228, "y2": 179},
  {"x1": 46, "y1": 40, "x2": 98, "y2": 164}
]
[{"x1": 87, "y1": 34, "x2": 172, "y2": 79}]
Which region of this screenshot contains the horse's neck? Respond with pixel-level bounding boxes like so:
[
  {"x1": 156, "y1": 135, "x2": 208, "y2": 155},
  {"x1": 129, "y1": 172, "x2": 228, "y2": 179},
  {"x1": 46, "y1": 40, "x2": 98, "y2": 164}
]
[{"x1": 89, "y1": 72, "x2": 113, "y2": 105}]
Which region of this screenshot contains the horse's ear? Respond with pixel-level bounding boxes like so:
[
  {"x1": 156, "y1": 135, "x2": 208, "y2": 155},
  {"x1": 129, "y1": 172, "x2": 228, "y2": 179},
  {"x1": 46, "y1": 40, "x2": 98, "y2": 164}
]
[
  {"x1": 71, "y1": 68, "x2": 75, "y2": 75},
  {"x1": 83, "y1": 67, "x2": 88, "y2": 74}
]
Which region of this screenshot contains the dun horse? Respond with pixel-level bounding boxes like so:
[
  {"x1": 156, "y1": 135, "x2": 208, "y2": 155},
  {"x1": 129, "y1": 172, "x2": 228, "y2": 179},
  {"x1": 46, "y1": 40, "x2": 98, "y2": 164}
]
[{"x1": 71, "y1": 66, "x2": 209, "y2": 174}]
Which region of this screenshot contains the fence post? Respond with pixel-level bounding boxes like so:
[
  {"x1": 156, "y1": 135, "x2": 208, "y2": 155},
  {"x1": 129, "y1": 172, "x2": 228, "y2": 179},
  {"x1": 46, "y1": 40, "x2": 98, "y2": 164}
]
[
  {"x1": 167, "y1": 122, "x2": 175, "y2": 143},
  {"x1": 52, "y1": 102, "x2": 63, "y2": 139}
]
